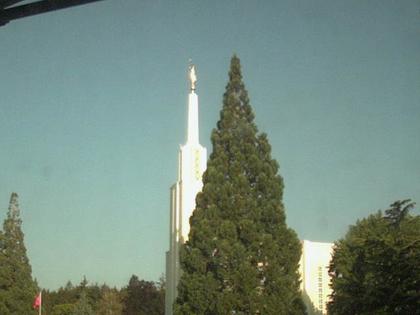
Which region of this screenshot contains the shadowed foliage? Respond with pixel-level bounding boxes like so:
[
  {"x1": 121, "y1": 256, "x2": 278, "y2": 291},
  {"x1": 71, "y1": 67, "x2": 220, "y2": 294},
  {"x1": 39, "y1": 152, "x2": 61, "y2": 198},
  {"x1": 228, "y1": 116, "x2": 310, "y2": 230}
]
[{"x1": 0, "y1": 193, "x2": 38, "y2": 315}]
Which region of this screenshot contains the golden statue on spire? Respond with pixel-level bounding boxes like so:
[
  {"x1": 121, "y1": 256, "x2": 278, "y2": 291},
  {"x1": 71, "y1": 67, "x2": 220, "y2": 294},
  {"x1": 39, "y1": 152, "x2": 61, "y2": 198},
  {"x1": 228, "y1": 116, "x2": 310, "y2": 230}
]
[{"x1": 189, "y1": 64, "x2": 197, "y2": 91}]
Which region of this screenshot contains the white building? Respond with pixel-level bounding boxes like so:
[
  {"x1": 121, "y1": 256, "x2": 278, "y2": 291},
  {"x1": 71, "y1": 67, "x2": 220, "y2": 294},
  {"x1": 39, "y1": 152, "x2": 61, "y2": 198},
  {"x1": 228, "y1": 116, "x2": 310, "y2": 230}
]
[
  {"x1": 299, "y1": 240, "x2": 334, "y2": 315},
  {"x1": 165, "y1": 65, "x2": 207, "y2": 315}
]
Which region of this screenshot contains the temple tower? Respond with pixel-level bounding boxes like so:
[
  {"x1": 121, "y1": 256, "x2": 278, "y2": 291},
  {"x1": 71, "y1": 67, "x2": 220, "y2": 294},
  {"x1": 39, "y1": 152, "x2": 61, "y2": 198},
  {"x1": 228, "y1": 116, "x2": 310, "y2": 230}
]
[{"x1": 165, "y1": 64, "x2": 207, "y2": 315}]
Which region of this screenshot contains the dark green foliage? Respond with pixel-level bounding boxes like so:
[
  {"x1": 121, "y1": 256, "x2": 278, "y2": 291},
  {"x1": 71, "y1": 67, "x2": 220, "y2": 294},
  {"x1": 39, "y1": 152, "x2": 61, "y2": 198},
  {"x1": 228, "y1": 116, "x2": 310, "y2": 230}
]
[
  {"x1": 43, "y1": 278, "x2": 114, "y2": 314},
  {"x1": 122, "y1": 275, "x2": 164, "y2": 315},
  {"x1": 46, "y1": 278, "x2": 106, "y2": 315},
  {"x1": 43, "y1": 275, "x2": 164, "y2": 315},
  {"x1": 328, "y1": 200, "x2": 420, "y2": 315},
  {"x1": 0, "y1": 193, "x2": 38, "y2": 315},
  {"x1": 42, "y1": 282, "x2": 79, "y2": 314},
  {"x1": 51, "y1": 303, "x2": 75, "y2": 315},
  {"x1": 175, "y1": 55, "x2": 304, "y2": 314},
  {"x1": 384, "y1": 199, "x2": 415, "y2": 227},
  {"x1": 72, "y1": 291, "x2": 94, "y2": 315}
]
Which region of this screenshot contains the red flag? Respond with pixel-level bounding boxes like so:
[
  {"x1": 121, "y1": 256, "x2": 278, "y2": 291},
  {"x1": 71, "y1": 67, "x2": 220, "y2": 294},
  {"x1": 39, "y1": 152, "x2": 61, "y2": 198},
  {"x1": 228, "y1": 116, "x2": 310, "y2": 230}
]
[{"x1": 33, "y1": 292, "x2": 41, "y2": 309}]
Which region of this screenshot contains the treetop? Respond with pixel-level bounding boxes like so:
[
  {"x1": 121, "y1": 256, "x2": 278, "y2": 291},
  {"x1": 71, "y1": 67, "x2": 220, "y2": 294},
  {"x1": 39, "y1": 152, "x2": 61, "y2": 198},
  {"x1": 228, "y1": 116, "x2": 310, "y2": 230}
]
[{"x1": 7, "y1": 192, "x2": 20, "y2": 219}]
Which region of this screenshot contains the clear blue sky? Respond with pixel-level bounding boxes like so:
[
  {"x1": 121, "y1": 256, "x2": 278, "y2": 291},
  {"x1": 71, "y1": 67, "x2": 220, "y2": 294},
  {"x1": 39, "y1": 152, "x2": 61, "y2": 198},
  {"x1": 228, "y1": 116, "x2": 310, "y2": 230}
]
[{"x1": 1, "y1": 0, "x2": 419, "y2": 290}]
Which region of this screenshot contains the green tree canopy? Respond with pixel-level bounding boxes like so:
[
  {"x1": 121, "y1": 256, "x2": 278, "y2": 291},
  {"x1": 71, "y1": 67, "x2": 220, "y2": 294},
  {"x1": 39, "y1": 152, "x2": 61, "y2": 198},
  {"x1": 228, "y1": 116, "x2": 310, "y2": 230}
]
[
  {"x1": 51, "y1": 303, "x2": 75, "y2": 315},
  {"x1": 72, "y1": 291, "x2": 94, "y2": 315},
  {"x1": 41, "y1": 276, "x2": 163, "y2": 315},
  {"x1": 96, "y1": 287, "x2": 123, "y2": 315},
  {"x1": 174, "y1": 55, "x2": 304, "y2": 315},
  {"x1": 0, "y1": 193, "x2": 38, "y2": 315},
  {"x1": 328, "y1": 199, "x2": 420, "y2": 315},
  {"x1": 122, "y1": 275, "x2": 164, "y2": 315}
]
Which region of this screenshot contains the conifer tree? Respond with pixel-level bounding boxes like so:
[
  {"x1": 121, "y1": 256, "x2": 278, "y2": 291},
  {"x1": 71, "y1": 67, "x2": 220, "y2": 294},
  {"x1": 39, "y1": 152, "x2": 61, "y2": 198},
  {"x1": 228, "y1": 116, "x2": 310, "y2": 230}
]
[
  {"x1": 175, "y1": 56, "x2": 305, "y2": 315},
  {"x1": 0, "y1": 193, "x2": 38, "y2": 314},
  {"x1": 122, "y1": 275, "x2": 164, "y2": 315}
]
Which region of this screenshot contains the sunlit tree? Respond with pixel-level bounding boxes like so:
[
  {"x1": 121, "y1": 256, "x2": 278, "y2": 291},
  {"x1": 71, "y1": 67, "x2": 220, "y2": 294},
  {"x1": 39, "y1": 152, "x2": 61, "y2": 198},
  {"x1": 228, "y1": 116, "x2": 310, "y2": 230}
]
[{"x1": 175, "y1": 55, "x2": 304, "y2": 315}]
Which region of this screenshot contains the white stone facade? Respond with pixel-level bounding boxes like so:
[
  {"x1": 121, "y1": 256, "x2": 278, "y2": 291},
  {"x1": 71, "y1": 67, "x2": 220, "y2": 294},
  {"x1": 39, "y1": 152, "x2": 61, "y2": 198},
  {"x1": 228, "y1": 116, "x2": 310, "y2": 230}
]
[{"x1": 299, "y1": 240, "x2": 334, "y2": 315}]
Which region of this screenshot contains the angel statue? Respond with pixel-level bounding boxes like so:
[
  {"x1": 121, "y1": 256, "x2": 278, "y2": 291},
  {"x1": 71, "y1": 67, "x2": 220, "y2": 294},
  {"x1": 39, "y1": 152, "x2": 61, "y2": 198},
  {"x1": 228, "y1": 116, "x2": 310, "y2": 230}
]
[{"x1": 189, "y1": 64, "x2": 197, "y2": 91}]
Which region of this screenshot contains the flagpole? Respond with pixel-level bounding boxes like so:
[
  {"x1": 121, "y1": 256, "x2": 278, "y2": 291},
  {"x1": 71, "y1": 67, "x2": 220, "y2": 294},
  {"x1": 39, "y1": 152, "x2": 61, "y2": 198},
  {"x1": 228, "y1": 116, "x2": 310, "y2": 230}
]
[{"x1": 39, "y1": 290, "x2": 42, "y2": 315}]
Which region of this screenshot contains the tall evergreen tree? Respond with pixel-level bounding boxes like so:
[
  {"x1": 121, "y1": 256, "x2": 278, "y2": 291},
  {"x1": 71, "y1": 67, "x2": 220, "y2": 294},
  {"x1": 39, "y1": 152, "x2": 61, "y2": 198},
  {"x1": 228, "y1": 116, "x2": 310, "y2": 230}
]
[
  {"x1": 0, "y1": 193, "x2": 38, "y2": 314},
  {"x1": 175, "y1": 55, "x2": 304, "y2": 315}
]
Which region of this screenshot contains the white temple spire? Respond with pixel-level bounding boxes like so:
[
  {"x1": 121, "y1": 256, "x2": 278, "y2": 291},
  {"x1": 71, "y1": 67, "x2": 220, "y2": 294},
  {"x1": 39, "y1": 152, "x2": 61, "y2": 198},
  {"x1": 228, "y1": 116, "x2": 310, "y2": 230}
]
[
  {"x1": 186, "y1": 64, "x2": 199, "y2": 144},
  {"x1": 165, "y1": 63, "x2": 207, "y2": 315}
]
